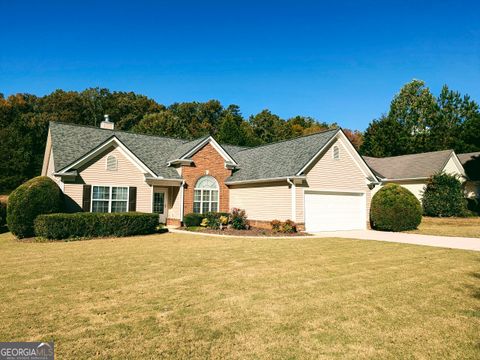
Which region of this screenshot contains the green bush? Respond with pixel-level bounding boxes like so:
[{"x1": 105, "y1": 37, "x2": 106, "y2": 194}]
[
  {"x1": 204, "y1": 212, "x2": 229, "y2": 229},
  {"x1": 7, "y1": 176, "x2": 64, "y2": 238},
  {"x1": 34, "y1": 212, "x2": 159, "y2": 240},
  {"x1": 0, "y1": 200, "x2": 7, "y2": 229},
  {"x1": 270, "y1": 220, "x2": 282, "y2": 232},
  {"x1": 422, "y1": 173, "x2": 469, "y2": 217},
  {"x1": 467, "y1": 198, "x2": 480, "y2": 216},
  {"x1": 370, "y1": 183, "x2": 422, "y2": 231},
  {"x1": 183, "y1": 213, "x2": 204, "y2": 227},
  {"x1": 230, "y1": 208, "x2": 248, "y2": 230},
  {"x1": 270, "y1": 219, "x2": 297, "y2": 233}
]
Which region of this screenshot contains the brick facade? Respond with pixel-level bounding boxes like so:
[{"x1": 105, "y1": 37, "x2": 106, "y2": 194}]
[{"x1": 181, "y1": 143, "x2": 232, "y2": 216}]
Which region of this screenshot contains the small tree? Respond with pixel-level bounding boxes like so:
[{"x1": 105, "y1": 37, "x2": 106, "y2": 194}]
[{"x1": 422, "y1": 173, "x2": 468, "y2": 217}]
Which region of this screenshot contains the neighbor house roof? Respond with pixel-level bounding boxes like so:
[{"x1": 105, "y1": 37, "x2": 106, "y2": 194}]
[
  {"x1": 458, "y1": 151, "x2": 480, "y2": 181},
  {"x1": 363, "y1": 150, "x2": 455, "y2": 180},
  {"x1": 226, "y1": 129, "x2": 340, "y2": 183}
]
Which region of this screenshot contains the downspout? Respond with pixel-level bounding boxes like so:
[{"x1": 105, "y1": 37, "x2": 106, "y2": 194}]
[
  {"x1": 180, "y1": 180, "x2": 185, "y2": 223},
  {"x1": 287, "y1": 178, "x2": 296, "y2": 222}
]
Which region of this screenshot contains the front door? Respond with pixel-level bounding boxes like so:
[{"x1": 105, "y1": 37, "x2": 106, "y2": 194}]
[{"x1": 153, "y1": 189, "x2": 168, "y2": 223}]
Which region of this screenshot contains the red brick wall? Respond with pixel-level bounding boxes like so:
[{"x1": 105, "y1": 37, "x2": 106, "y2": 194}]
[{"x1": 181, "y1": 143, "x2": 232, "y2": 216}]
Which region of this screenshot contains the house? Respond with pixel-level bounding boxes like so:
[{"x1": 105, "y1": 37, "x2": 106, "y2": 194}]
[
  {"x1": 363, "y1": 150, "x2": 467, "y2": 200},
  {"x1": 41, "y1": 120, "x2": 377, "y2": 232},
  {"x1": 457, "y1": 152, "x2": 480, "y2": 198}
]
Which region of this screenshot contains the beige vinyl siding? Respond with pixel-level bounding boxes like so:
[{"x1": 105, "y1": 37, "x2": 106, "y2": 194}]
[
  {"x1": 63, "y1": 146, "x2": 152, "y2": 212},
  {"x1": 229, "y1": 182, "x2": 291, "y2": 221},
  {"x1": 296, "y1": 137, "x2": 371, "y2": 224}
]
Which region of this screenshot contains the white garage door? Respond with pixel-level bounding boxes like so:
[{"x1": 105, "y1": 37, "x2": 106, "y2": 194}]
[{"x1": 304, "y1": 191, "x2": 366, "y2": 232}]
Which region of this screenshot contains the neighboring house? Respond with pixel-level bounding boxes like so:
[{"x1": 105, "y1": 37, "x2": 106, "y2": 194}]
[
  {"x1": 42, "y1": 120, "x2": 377, "y2": 232},
  {"x1": 457, "y1": 152, "x2": 480, "y2": 198},
  {"x1": 363, "y1": 150, "x2": 467, "y2": 200}
]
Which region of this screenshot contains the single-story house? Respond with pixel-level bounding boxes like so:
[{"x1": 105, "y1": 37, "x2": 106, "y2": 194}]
[
  {"x1": 42, "y1": 120, "x2": 378, "y2": 232},
  {"x1": 363, "y1": 150, "x2": 468, "y2": 200},
  {"x1": 457, "y1": 152, "x2": 480, "y2": 199}
]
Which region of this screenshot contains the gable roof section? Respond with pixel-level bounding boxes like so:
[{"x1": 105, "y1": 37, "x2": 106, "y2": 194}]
[
  {"x1": 458, "y1": 151, "x2": 480, "y2": 181},
  {"x1": 226, "y1": 129, "x2": 340, "y2": 183},
  {"x1": 50, "y1": 122, "x2": 186, "y2": 179},
  {"x1": 363, "y1": 150, "x2": 455, "y2": 180}
]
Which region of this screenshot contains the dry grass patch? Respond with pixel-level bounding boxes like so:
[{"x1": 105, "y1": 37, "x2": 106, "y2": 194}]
[
  {"x1": 0, "y1": 232, "x2": 479, "y2": 359},
  {"x1": 408, "y1": 216, "x2": 480, "y2": 238}
]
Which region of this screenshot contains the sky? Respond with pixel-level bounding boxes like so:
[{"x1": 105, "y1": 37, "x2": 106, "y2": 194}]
[{"x1": 1, "y1": 0, "x2": 479, "y2": 130}]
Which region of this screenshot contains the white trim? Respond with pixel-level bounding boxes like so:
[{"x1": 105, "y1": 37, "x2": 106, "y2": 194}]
[
  {"x1": 152, "y1": 187, "x2": 168, "y2": 223},
  {"x1": 193, "y1": 176, "x2": 220, "y2": 214},
  {"x1": 225, "y1": 176, "x2": 306, "y2": 185},
  {"x1": 446, "y1": 152, "x2": 467, "y2": 178},
  {"x1": 180, "y1": 136, "x2": 238, "y2": 165},
  {"x1": 180, "y1": 180, "x2": 185, "y2": 221},
  {"x1": 58, "y1": 136, "x2": 157, "y2": 178},
  {"x1": 304, "y1": 188, "x2": 367, "y2": 196},
  {"x1": 380, "y1": 177, "x2": 429, "y2": 182},
  {"x1": 296, "y1": 130, "x2": 378, "y2": 182},
  {"x1": 90, "y1": 185, "x2": 130, "y2": 213}
]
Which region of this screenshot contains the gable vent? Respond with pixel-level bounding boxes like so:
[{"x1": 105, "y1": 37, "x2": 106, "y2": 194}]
[{"x1": 106, "y1": 155, "x2": 118, "y2": 171}]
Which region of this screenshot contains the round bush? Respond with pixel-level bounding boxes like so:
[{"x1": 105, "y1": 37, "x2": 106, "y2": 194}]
[
  {"x1": 0, "y1": 200, "x2": 7, "y2": 229},
  {"x1": 422, "y1": 173, "x2": 469, "y2": 217},
  {"x1": 7, "y1": 176, "x2": 64, "y2": 238},
  {"x1": 370, "y1": 183, "x2": 422, "y2": 232}
]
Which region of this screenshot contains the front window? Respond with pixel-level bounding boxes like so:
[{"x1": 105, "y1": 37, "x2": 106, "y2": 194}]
[
  {"x1": 92, "y1": 185, "x2": 128, "y2": 213},
  {"x1": 193, "y1": 176, "x2": 219, "y2": 214}
]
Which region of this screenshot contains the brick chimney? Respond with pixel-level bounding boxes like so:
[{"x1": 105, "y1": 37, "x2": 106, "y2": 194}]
[{"x1": 100, "y1": 114, "x2": 114, "y2": 130}]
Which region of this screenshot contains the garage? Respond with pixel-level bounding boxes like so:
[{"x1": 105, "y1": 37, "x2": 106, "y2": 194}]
[{"x1": 304, "y1": 190, "x2": 366, "y2": 232}]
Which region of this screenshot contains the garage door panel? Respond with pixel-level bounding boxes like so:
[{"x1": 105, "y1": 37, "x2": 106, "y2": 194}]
[{"x1": 304, "y1": 191, "x2": 366, "y2": 232}]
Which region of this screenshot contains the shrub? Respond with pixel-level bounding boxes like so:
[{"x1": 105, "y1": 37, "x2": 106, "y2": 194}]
[
  {"x1": 7, "y1": 176, "x2": 64, "y2": 238},
  {"x1": 204, "y1": 212, "x2": 229, "y2": 229},
  {"x1": 281, "y1": 220, "x2": 297, "y2": 233},
  {"x1": 467, "y1": 198, "x2": 480, "y2": 216},
  {"x1": 270, "y1": 220, "x2": 282, "y2": 232},
  {"x1": 34, "y1": 212, "x2": 159, "y2": 240},
  {"x1": 422, "y1": 173, "x2": 469, "y2": 217},
  {"x1": 0, "y1": 200, "x2": 7, "y2": 230},
  {"x1": 370, "y1": 183, "x2": 422, "y2": 232},
  {"x1": 184, "y1": 213, "x2": 204, "y2": 227},
  {"x1": 230, "y1": 208, "x2": 248, "y2": 230}
]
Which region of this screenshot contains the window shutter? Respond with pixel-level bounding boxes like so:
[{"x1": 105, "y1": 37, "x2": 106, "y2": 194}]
[
  {"x1": 82, "y1": 185, "x2": 92, "y2": 212},
  {"x1": 128, "y1": 187, "x2": 137, "y2": 212}
]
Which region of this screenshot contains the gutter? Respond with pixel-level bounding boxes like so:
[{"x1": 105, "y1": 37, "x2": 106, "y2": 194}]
[
  {"x1": 225, "y1": 176, "x2": 306, "y2": 185},
  {"x1": 286, "y1": 178, "x2": 296, "y2": 222}
]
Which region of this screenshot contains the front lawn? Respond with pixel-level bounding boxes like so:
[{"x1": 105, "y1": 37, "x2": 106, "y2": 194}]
[
  {"x1": 0, "y1": 232, "x2": 479, "y2": 359},
  {"x1": 408, "y1": 216, "x2": 480, "y2": 238}
]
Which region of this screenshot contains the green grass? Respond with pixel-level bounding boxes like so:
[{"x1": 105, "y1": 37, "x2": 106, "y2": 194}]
[
  {"x1": 408, "y1": 216, "x2": 480, "y2": 238},
  {"x1": 0, "y1": 231, "x2": 479, "y2": 359}
]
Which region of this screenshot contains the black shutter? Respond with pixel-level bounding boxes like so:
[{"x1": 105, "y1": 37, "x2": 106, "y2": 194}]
[
  {"x1": 128, "y1": 187, "x2": 137, "y2": 212},
  {"x1": 82, "y1": 185, "x2": 91, "y2": 212}
]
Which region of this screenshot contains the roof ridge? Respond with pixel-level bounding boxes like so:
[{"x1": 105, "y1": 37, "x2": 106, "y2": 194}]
[
  {"x1": 234, "y1": 127, "x2": 340, "y2": 154},
  {"x1": 50, "y1": 121, "x2": 193, "y2": 143},
  {"x1": 364, "y1": 149, "x2": 453, "y2": 161}
]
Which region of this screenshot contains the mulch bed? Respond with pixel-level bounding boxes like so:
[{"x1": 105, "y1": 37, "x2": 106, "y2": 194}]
[{"x1": 182, "y1": 227, "x2": 311, "y2": 237}]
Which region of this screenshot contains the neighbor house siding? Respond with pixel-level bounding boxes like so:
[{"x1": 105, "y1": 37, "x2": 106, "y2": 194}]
[
  {"x1": 372, "y1": 180, "x2": 427, "y2": 201},
  {"x1": 296, "y1": 137, "x2": 371, "y2": 224},
  {"x1": 229, "y1": 181, "x2": 291, "y2": 221},
  {"x1": 63, "y1": 146, "x2": 152, "y2": 213}
]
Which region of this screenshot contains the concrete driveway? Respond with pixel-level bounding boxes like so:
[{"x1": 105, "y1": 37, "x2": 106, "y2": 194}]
[{"x1": 309, "y1": 230, "x2": 480, "y2": 251}]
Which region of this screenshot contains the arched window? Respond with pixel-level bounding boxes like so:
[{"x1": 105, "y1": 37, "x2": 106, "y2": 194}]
[
  {"x1": 193, "y1": 176, "x2": 219, "y2": 214},
  {"x1": 333, "y1": 145, "x2": 340, "y2": 160},
  {"x1": 106, "y1": 155, "x2": 118, "y2": 171}
]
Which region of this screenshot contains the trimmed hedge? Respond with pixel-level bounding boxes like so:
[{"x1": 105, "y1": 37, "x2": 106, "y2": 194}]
[
  {"x1": 422, "y1": 173, "x2": 469, "y2": 217},
  {"x1": 370, "y1": 184, "x2": 422, "y2": 232},
  {"x1": 34, "y1": 212, "x2": 159, "y2": 240},
  {"x1": 7, "y1": 176, "x2": 64, "y2": 238},
  {"x1": 184, "y1": 213, "x2": 204, "y2": 227}
]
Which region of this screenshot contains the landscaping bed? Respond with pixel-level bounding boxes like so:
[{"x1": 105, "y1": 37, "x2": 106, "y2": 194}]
[{"x1": 183, "y1": 226, "x2": 310, "y2": 237}]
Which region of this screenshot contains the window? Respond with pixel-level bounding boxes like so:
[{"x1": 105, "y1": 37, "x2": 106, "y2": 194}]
[
  {"x1": 193, "y1": 176, "x2": 219, "y2": 214},
  {"x1": 106, "y1": 155, "x2": 118, "y2": 171},
  {"x1": 333, "y1": 145, "x2": 340, "y2": 160},
  {"x1": 153, "y1": 192, "x2": 165, "y2": 214},
  {"x1": 92, "y1": 186, "x2": 128, "y2": 213}
]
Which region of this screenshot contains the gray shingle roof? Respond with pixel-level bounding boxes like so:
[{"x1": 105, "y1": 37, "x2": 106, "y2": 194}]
[
  {"x1": 226, "y1": 129, "x2": 339, "y2": 182},
  {"x1": 50, "y1": 122, "x2": 187, "y2": 179},
  {"x1": 363, "y1": 150, "x2": 454, "y2": 179},
  {"x1": 458, "y1": 152, "x2": 480, "y2": 181}
]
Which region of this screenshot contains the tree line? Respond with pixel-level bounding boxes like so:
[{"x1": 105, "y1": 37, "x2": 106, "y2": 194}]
[{"x1": 1, "y1": 80, "x2": 478, "y2": 194}]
